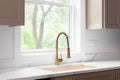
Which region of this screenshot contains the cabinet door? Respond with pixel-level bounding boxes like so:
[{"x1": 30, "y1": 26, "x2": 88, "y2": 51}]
[
  {"x1": 54, "y1": 75, "x2": 82, "y2": 80},
  {"x1": 104, "y1": 0, "x2": 119, "y2": 28},
  {"x1": 81, "y1": 70, "x2": 115, "y2": 80},
  {"x1": 116, "y1": 69, "x2": 120, "y2": 80},
  {"x1": 0, "y1": 0, "x2": 24, "y2": 26},
  {"x1": 54, "y1": 70, "x2": 115, "y2": 80},
  {"x1": 118, "y1": 0, "x2": 120, "y2": 26},
  {"x1": 35, "y1": 78, "x2": 53, "y2": 80},
  {"x1": 86, "y1": 0, "x2": 103, "y2": 29},
  {"x1": 86, "y1": 0, "x2": 120, "y2": 29}
]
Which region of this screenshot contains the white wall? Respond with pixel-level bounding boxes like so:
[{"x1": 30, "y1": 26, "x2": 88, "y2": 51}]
[
  {"x1": 0, "y1": 26, "x2": 14, "y2": 59},
  {"x1": 85, "y1": 29, "x2": 120, "y2": 54},
  {"x1": 0, "y1": 26, "x2": 120, "y2": 70},
  {"x1": 0, "y1": 0, "x2": 120, "y2": 68},
  {"x1": 85, "y1": 29, "x2": 120, "y2": 61}
]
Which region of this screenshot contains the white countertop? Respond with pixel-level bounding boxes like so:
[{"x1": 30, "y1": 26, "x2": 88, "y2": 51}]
[{"x1": 0, "y1": 61, "x2": 120, "y2": 80}]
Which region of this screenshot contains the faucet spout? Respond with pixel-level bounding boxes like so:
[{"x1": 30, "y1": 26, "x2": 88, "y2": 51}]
[{"x1": 55, "y1": 32, "x2": 71, "y2": 65}]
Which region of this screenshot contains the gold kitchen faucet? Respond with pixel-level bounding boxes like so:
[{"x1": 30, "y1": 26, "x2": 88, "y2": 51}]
[{"x1": 55, "y1": 32, "x2": 71, "y2": 65}]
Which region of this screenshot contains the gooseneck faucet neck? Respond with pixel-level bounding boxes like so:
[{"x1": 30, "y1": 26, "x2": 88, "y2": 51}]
[{"x1": 55, "y1": 32, "x2": 71, "y2": 65}]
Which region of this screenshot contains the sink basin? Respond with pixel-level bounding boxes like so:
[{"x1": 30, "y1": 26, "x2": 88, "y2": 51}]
[{"x1": 42, "y1": 64, "x2": 94, "y2": 72}]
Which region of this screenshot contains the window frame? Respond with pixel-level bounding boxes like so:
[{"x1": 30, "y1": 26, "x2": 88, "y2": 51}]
[{"x1": 14, "y1": 0, "x2": 84, "y2": 58}]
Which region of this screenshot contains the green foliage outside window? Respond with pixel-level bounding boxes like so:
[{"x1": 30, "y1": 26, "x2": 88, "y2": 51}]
[{"x1": 21, "y1": 1, "x2": 70, "y2": 50}]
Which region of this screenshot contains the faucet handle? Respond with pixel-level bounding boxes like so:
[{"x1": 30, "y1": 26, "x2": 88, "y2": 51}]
[
  {"x1": 58, "y1": 53, "x2": 63, "y2": 62},
  {"x1": 67, "y1": 48, "x2": 71, "y2": 58}
]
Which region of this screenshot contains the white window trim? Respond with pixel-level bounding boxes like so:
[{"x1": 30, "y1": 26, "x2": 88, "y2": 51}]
[{"x1": 13, "y1": 0, "x2": 86, "y2": 66}]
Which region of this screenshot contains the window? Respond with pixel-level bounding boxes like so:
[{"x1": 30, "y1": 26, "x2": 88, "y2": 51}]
[{"x1": 21, "y1": 0, "x2": 81, "y2": 53}]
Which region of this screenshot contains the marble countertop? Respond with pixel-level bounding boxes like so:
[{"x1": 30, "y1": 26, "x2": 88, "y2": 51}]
[{"x1": 0, "y1": 61, "x2": 120, "y2": 80}]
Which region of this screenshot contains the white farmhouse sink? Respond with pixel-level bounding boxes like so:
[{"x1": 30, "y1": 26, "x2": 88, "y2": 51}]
[{"x1": 41, "y1": 64, "x2": 94, "y2": 72}]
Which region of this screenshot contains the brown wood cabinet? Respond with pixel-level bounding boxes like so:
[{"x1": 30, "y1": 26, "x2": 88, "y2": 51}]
[
  {"x1": 86, "y1": 0, "x2": 120, "y2": 29},
  {"x1": 82, "y1": 70, "x2": 115, "y2": 80},
  {"x1": 54, "y1": 70, "x2": 115, "y2": 80},
  {"x1": 34, "y1": 69, "x2": 120, "y2": 80},
  {"x1": 116, "y1": 69, "x2": 120, "y2": 80},
  {"x1": 54, "y1": 74, "x2": 79, "y2": 80},
  {"x1": 0, "y1": 0, "x2": 24, "y2": 26}
]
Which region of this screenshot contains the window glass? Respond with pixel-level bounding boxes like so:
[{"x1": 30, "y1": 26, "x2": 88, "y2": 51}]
[{"x1": 21, "y1": 1, "x2": 71, "y2": 50}]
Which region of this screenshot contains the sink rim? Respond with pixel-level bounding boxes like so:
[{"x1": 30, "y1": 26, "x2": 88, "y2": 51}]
[{"x1": 40, "y1": 64, "x2": 95, "y2": 72}]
